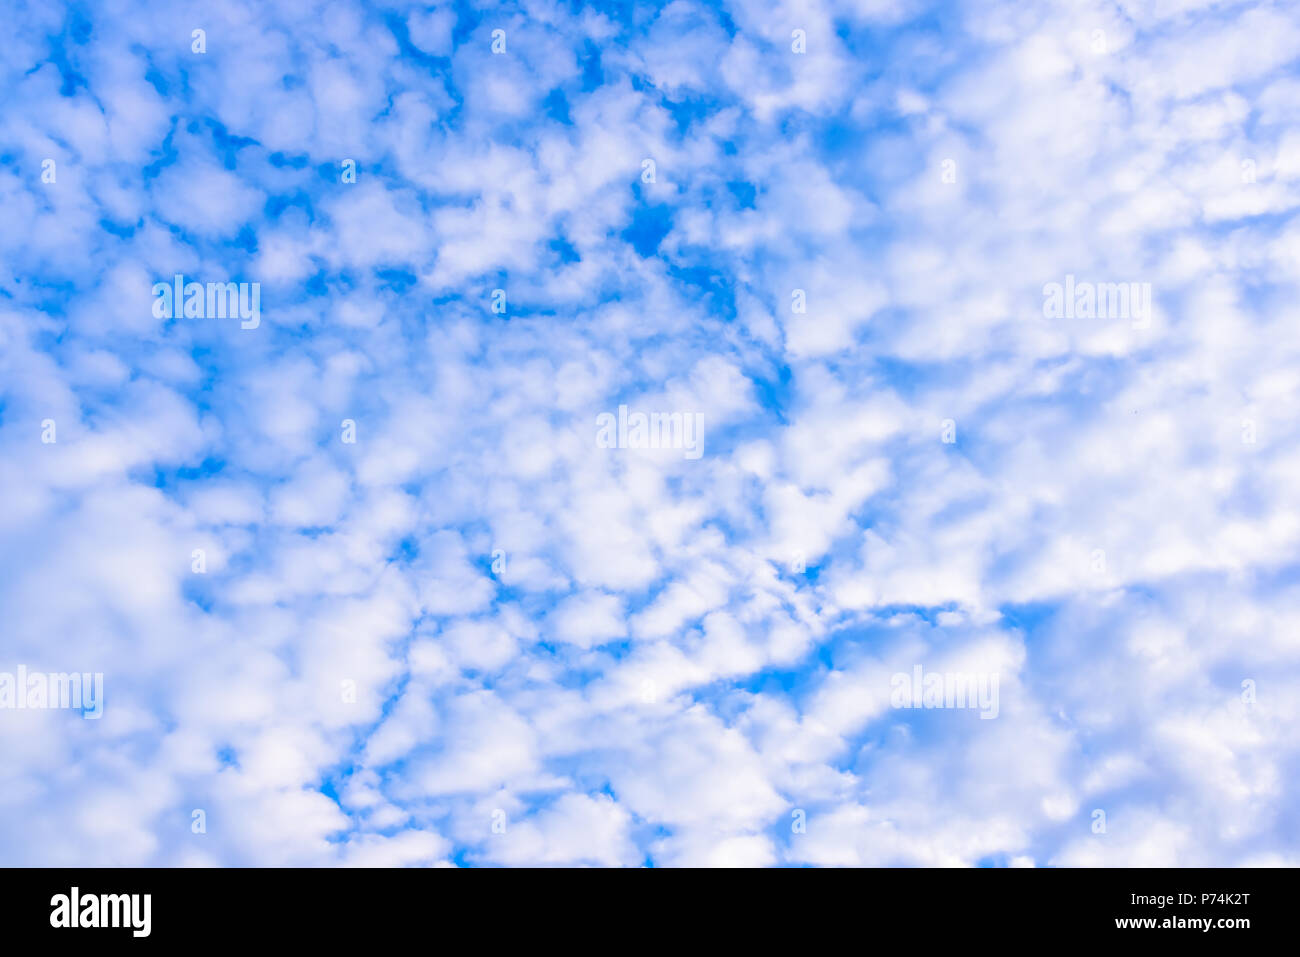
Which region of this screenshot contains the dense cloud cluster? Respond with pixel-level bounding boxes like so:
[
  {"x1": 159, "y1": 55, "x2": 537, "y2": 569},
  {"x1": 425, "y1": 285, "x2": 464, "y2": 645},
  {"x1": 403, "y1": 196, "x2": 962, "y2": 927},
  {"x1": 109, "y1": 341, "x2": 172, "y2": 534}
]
[{"x1": 1, "y1": 0, "x2": 1297, "y2": 866}]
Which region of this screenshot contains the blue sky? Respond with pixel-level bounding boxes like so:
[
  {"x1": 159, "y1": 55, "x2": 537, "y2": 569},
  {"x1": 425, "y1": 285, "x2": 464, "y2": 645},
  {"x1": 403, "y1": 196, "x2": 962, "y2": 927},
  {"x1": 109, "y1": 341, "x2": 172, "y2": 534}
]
[{"x1": 1, "y1": 0, "x2": 1299, "y2": 866}]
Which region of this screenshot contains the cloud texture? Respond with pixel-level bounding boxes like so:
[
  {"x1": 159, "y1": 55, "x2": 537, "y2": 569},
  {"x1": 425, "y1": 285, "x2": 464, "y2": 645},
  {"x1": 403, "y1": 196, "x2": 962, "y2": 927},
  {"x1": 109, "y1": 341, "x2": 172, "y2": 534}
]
[{"x1": 1, "y1": 0, "x2": 1298, "y2": 866}]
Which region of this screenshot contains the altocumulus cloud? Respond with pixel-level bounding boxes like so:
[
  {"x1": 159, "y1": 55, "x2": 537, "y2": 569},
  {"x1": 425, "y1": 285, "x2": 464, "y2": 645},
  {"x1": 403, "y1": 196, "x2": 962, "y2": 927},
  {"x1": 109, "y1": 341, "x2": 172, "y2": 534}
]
[{"x1": 0, "y1": 0, "x2": 1298, "y2": 867}]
